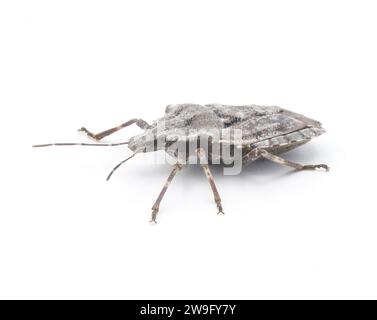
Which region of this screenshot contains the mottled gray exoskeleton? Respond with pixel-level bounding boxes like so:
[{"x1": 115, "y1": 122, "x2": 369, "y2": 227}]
[{"x1": 33, "y1": 104, "x2": 329, "y2": 223}]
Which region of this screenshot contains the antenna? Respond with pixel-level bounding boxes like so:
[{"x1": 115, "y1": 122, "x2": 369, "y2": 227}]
[
  {"x1": 106, "y1": 153, "x2": 137, "y2": 181},
  {"x1": 33, "y1": 141, "x2": 129, "y2": 147}
]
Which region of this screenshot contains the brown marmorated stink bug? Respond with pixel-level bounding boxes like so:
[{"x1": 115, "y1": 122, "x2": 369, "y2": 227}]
[{"x1": 33, "y1": 104, "x2": 329, "y2": 223}]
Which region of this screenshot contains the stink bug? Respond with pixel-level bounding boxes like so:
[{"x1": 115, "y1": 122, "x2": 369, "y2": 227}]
[{"x1": 33, "y1": 104, "x2": 329, "y2": 223}]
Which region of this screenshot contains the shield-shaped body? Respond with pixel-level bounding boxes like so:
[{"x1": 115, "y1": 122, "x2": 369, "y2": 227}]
[{"x1": 128, "y1": 104, "x2": 325, "y2": 165}]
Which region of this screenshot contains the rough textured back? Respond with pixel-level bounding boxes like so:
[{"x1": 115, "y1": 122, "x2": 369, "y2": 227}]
[{"x1": 157, "y1": 103, "x2": 325, "y2": 145}]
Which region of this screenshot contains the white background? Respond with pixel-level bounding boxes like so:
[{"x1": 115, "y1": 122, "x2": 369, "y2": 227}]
[{"x1": 1, "y1": 0, "x2": 376, "y2": 299}]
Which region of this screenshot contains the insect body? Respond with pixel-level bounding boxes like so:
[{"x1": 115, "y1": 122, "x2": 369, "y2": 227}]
[{"x1": 34, "y1": 104, "x2": 329, "y2": 223}]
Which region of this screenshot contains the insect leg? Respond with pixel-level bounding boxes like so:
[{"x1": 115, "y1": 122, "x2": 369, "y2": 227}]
[
  {"x1": 196, "y1": 148, "x2": 225, "y2": 215},
  {"x1": 257, "y1": 149, "x2": 330, "y2": 171},
  {"x1": 79, "y1": 118, "x2": 151, "y2": 141},
  {"x1": 151, "y1": 163, "x2": 183, "y2": 223}
]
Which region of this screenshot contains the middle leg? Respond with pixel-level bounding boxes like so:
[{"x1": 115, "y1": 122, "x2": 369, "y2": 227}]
[{"x1": 197, "y1": 148, "x2": 225, "y2": 215}]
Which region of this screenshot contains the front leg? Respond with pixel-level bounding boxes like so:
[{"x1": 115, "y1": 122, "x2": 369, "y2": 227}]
[
  {"x1": 256, "y1": 149, "x2": 330, "y2": 171},
  {"x1": 151, "y1": 163, "x2": 183, "y2": 223},
  {"x1": 79, "y1": 118, "x2": 150, "y2": 141}
]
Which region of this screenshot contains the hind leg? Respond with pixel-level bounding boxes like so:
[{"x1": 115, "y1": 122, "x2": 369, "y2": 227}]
[
  {"x1": 257, "y1": 149, "x2": 330, "y2": 171},
  {"x1": 79, "y1": 118, "x2": 150, "y2": 141}
]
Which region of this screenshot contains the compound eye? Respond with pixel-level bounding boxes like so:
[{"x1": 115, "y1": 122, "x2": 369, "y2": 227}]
[{"x1": 165, "y1": 104, "x2": 183, "y2": 115}]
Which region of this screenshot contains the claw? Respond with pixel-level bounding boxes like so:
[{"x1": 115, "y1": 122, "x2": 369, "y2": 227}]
[
  {"x1": 302, "y1": 164, "x2": 330, "y2": 172},
  {"x1": 312, "y1": 164, "x2": 330, "y2": 171},
  {"x1": 150, "y1": 208, "x2": 158, "y2": 224},
  {"x1": 217, "y1": 203, "x2": 225, "y2": 215},
  {"x1": 78, "y1": 127, "x2": 100, "y2": 141},
  {"x1": 78, "y1": 127, "x2": 88, "y2": 134}
]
